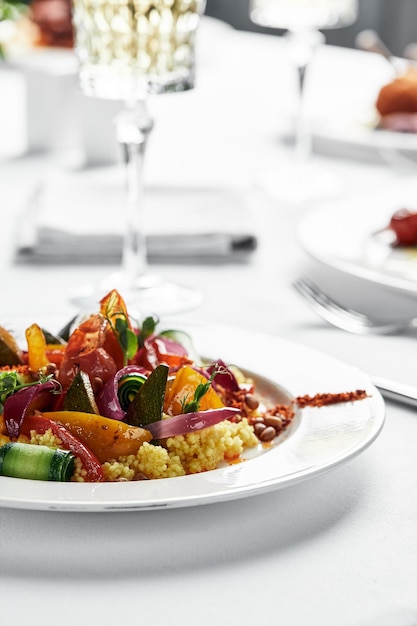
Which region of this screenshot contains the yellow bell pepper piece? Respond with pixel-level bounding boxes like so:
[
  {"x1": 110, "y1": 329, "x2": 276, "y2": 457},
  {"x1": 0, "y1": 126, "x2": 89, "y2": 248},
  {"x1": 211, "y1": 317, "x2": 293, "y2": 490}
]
[
  {"x1": 25, "y1": 324, "x2": 50, "y2": 373},
  {"x1": 164, "y1": 365, "x2": 224, "y2": 416},
  {"x1": 43, "y1": 411, "x2": 152, "y2": 463}
]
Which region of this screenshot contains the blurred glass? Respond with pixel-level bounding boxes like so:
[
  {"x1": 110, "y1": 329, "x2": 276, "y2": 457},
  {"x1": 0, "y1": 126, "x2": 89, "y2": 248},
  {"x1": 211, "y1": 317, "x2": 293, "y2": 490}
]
[
  {"x1": 250, "y1": 0, "x2": 357, "y2": 31},
  {"x1": 249, "y1": 0, "x2": 359, "y2": 203},
  {"x1": 72, "y1": 0, "x2": 204, "y2": 100}
]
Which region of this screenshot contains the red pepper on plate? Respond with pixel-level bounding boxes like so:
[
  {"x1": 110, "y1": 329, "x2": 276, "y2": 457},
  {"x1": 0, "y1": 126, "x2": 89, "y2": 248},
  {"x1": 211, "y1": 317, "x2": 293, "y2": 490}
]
[{"x1": 20, "y1": 415, "x2": 104, "y2": 482}]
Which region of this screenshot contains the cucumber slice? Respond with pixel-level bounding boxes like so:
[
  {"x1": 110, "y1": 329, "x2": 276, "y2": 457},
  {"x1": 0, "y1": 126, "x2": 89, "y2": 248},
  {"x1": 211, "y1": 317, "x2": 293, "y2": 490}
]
[
  {"x1": 0, "y1": 442, "x2": 75, "y2": 481},
  {"x1": 118, "y1": 373, "x2": 147, "y2": 411}
]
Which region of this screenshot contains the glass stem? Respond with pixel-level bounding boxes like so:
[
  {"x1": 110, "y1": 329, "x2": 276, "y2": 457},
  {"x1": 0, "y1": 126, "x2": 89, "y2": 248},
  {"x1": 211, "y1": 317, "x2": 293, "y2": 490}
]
[
  {"x1": 286, "y1": 29, "x2": 324, "y2": 162},
  {"x1": 115, "y1": 100, "x2": 154, "y2": 290}
]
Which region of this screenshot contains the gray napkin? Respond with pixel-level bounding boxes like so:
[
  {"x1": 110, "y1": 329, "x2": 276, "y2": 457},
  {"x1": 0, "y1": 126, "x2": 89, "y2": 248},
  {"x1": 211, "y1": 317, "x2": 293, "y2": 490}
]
[
  {"x1": 15, "y1": 170, "x2": 257, "y2": 264},
  {"x1": 17, "y1": 230, "x2": 257, "y2": 264}
]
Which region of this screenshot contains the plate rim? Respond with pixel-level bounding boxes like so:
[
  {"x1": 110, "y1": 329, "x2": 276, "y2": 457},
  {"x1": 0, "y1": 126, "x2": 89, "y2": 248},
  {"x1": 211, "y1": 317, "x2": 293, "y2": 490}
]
[{"x1": 313, "y1": 116, "x2": 417, "y2": 153}]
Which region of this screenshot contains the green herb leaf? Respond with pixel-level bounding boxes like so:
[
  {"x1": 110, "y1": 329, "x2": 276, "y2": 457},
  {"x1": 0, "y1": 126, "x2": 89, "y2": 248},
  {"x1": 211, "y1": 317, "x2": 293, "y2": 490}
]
[
  {"x1": 114, "y1": 319, "x2": 138, "y2": 362},
  {"x1": 0, "y1": 372, "x2": 19, "y2": 412},
  {"x1": 135, "y1": 315, "x2": 159, "y2": 349},
  {"x1": 124, "y1": 328, "x2": 138, "y2": 361},
  {"x1": 105, "y1": 309, "x2": 138, "y2": 366},
  {"x1": 140, "y1": 316, "x2": 158, "y2": 344}
]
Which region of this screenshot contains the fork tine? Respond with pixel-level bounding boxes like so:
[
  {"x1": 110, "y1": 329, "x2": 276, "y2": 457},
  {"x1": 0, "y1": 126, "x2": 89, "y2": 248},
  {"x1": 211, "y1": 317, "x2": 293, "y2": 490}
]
[
  {"x1": 293, "y1": 278, "x2": 382, "y2": 333},
  {"x1": 293, "y1": 278, "x2": 369, "y2": 324},
  {"x1": 292, "y1": 279, "x2": 352, "y2": 330},
  {"x1": 292, "y1": 277, "x2": 409, "y2": 334}
]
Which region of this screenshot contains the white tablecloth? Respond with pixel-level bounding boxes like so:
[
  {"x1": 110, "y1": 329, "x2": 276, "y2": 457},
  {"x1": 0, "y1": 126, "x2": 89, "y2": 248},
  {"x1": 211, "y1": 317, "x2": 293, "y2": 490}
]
[{"x1": 0, "y1": 17, "x2": 416, "y2": 626}]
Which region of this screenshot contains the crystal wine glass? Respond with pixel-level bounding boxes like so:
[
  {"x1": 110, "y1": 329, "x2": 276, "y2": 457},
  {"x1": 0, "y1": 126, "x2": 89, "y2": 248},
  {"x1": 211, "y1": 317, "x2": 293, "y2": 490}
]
[
  {"x1": 70, "y1": 0, "x2": 206, "y2": 315},
  {"x1": 249, "y1": 0, "x2": 358, "y2": 204}
]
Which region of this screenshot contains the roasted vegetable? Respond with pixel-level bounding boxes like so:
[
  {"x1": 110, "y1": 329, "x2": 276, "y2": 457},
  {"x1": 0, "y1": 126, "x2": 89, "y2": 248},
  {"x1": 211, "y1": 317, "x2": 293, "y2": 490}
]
[
  {"x1": 96, "y1": 365, "x2": 148, "y2": 420},
  {"x1": 63, "y1": 370, "x2": 99, "y2": 414},
  {"x1": 0, "y1": 442, "x2": 75, "y2": 482},
  {"x1": 100, "y1": 289, "x2": 137, "y2": 367},
  {"x1": 25, "y1": 324, "x2": 50, "y2": 373},
  {"x1": 58, "y1": 314, "x2": 117, "y2": 388},
  {"x1": 164, "y1": 365, "x2": 224, "y2": 416},
  {"x1": 20, "y1": 415, "x2": 104, "y2": 482},
  {"x1": 42, "y1": 411, "x2": 152, "y2": 463},
  {"x1": 3, "y1": 379, "x2": 62, "y2": 438},
  {"x1": 0, "y1": 326, "x2": 23, "y2": 366},
  {"x1": 147, "y1": 407, "x2": 241, "y2": 439},
  {"x1": 127, "y1": 364, "x2": 168, "y2": 427}
]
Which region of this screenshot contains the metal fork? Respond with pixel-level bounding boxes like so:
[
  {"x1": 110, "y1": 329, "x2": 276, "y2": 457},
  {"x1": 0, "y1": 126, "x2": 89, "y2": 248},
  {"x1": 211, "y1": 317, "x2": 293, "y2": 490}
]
[
  {"x1": 292, "y1": 277, "x2": 417, "y2": 335},
  {"x1": 292, "y1": 277, "x2": 417, "y2": 407}
]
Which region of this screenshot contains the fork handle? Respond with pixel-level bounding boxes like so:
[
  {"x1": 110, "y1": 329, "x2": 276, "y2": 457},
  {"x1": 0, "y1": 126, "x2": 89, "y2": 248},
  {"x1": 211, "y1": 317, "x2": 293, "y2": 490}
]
[{"x1": 372, "y1": 376, "x2": 417, "y2": 409}]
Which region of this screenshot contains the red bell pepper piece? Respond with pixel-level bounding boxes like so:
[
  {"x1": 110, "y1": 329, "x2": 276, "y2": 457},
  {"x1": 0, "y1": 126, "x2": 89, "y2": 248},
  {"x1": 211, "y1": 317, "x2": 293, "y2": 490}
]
[
  {"x1": 20, "y1": 415, "x2": 104, "y2": 482},
  {"x1": 136, "y1": 335, "x2": 191, "y2": 371}
]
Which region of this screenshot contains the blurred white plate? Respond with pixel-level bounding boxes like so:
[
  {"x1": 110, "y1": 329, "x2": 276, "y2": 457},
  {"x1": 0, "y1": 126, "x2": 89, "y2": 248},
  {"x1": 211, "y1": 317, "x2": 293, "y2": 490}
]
[
  {"x1": 0, "y1": 321, "x2": 384, "y2": 512},
  {"x1": 298, "y1": 183, "x2": 417, "y2": 294},
  {"x1": 313, "y1": 110, "x2": 417, "y2": 155},
  {"x1": 308, "y1": 47, "x2": 417, "y2": 158}
]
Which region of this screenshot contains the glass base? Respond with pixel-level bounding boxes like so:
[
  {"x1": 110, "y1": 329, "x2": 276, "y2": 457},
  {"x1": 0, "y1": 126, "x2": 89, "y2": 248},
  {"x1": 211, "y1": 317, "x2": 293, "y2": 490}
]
[{"x1": 70, "y1": 272, "x2": 202, "y2": 318}]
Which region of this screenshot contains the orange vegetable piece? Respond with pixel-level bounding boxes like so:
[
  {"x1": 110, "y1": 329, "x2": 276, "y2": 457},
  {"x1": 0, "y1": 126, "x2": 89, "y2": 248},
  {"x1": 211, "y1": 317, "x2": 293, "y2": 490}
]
[
  {"x1": 164, "y1": 365, "x2": 224, "y2": 416},
  {"x1": 45, "y1": 345, "x2": 66, "y2": 368},
  {"x1": 0, "y1": 413, "x2": 8, "y2": 436},
  {"x1": 99, "y1": 289, "x2": 132, "y2": 368},
  {"x1": 25, "y1": 324, "x2": 50, "y2": 373},
  {"x1": 100, "y1": 289, "x2": 131, "y2": 327},
  {"x1": 43, "y1": 411, "x2": 152, "y2": 463}
]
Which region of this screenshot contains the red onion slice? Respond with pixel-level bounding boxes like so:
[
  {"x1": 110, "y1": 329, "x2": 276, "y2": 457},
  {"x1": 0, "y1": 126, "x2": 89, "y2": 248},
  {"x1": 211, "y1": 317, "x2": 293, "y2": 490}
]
[
  {"x1": 4, "y1": 379, "x2": 62, "y2": 438},
  {"x1": 147, "y1": 407, "x2": 241, "y2": 439},
  {"x1": 207, "y1": 359, "x2": 240, "y2": 392}
]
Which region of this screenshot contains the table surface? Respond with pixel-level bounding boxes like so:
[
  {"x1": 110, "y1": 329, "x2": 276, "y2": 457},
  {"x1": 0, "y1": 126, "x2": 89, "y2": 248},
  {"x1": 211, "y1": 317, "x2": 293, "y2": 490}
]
[{"x1": 1, "y1": 17, "x2": 417, "y2": 626}]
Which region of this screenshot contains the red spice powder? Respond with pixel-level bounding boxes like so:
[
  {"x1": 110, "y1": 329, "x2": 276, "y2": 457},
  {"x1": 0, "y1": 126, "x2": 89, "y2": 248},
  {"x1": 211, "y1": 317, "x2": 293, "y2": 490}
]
[{"x1": 295, "y1": 389, "x2": 368, "y2": 408}]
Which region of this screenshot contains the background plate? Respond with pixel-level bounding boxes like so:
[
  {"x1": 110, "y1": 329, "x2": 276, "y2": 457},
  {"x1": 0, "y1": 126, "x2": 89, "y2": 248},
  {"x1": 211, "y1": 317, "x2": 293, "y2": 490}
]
[{"x1": 297, "y1": 181, "x2": 417, "y2": 295}]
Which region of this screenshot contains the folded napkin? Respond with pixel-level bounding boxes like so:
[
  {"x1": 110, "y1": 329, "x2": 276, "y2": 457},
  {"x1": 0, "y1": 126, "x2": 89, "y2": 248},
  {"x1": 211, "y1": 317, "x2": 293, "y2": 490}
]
[{"x1": 15, "y1": 169, "x2": 257, "y2": 264}]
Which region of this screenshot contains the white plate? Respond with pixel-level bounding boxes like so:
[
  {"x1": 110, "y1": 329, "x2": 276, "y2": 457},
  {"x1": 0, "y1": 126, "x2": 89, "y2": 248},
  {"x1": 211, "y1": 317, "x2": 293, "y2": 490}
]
[
  {"x1": 0, "y1": 322, "x2": 384, "y2": 512},
  {"x1": 297, "y1": 183, "x2": 417, "y2": 294},
  {"x1": 313, "y1": 111, "x2": 417, "y2": 155},
  {"x1": 308, "y1": 49, "x2": 417, "y2": 157}
]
